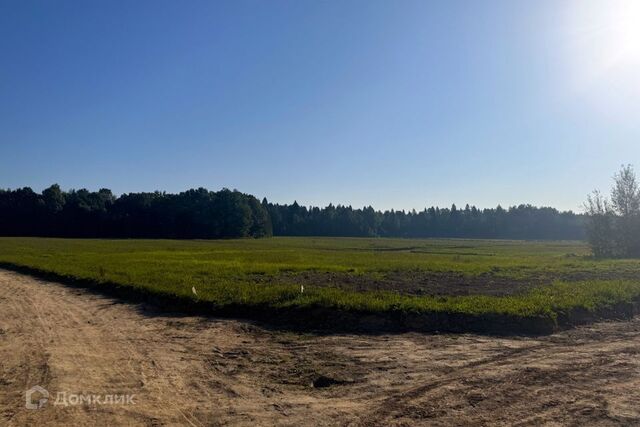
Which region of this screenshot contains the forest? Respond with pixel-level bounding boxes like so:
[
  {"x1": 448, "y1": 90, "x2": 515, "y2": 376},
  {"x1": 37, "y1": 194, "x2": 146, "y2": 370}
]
[
  {"x1": 265, "y1": 201, "x2": 584, "y2": 239},
  {"x1": 0, "y1": 186, "x2": 271, "y2": 238},
  {"x1": 0, "y1": 185, "x2": 585, "y2": 240}
]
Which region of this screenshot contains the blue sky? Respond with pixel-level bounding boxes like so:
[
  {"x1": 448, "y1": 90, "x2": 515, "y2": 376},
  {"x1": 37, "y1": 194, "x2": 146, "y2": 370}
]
[{"x1": 1, "y1": 0, "x2": 639, "y2": 212}]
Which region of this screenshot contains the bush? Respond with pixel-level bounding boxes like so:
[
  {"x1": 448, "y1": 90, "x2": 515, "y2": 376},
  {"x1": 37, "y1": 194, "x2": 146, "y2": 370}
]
[{"x1": 585, "y1": 165, "x2": 640, "y2": 258}]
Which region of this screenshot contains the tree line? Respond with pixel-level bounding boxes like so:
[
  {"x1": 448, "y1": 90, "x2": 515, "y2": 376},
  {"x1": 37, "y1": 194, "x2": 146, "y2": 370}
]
[
  {"x1": 0, "y1": 184, "x2": 585, "y2": 240},
  {"x1": 0, "y1": 186, "x2": 272, "y2": 238},
  {"x1": 585, "y1": 165, "x2": 640, "y2": 258},
  {"x1": 265, "y1": 201, "x2": 584, "y2": 240}
]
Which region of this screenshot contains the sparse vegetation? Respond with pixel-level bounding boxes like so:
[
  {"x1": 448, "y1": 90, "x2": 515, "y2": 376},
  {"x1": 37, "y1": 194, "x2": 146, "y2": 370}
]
[
  {"x1": 585, "y1": 165, "x2": 640, "y2": 258},
  {"x1": 1, "y1": 237, "x2": 638, "y2": 333}
]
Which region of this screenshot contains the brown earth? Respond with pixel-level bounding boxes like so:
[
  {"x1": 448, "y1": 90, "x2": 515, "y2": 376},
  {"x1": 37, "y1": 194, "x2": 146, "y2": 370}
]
[
  {"x1": 1, "y1": 269, "x2": 640, "y2": 426},
  {"x1": 251, "y1": 269, "x2": 640, "y2": 296},
  {"x1": 249, "y1": 270, "x2": 541, "y2": 296}
]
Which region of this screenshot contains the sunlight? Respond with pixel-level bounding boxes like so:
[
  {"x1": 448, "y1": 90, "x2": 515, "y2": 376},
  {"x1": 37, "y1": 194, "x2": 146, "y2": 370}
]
[
  {"x1": 571, "y1": 0, "x2": 640, "y2": 68},
  {"x1": 565, "y1": 0, "x2": 640, "y2": 118},
  {"x1": 602, "y1": 0, "x2": 640, "y2": 67}
]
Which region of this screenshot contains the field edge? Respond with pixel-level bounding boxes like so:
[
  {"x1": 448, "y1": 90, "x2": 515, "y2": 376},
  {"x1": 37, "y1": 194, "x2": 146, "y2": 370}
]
[{"x1": 2, "y1": 261, "x2": 638, "y2": 336}]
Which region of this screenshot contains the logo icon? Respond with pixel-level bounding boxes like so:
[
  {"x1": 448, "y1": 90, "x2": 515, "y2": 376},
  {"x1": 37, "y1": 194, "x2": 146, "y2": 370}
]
[{"x1": 25, "y1": 385, "x2": 49, "y2": 410}]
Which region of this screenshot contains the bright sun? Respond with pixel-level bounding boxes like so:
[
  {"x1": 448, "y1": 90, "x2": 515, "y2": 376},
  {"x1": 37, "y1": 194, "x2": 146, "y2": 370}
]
[
  {"x1": 566, "y1": 0, "x2": 640, "y2": 116},
  {"x1": 571, "y1": 0, "x2": 640, "y2": 70},
  {"x1": 603, "y1": 0, "x2": 640, "y2": 66}
]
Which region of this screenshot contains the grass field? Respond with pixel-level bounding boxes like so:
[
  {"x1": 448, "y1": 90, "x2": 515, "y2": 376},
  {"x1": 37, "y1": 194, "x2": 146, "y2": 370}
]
[{"x1": 0, "y1": 237, "x2": 639, "y2": 333}]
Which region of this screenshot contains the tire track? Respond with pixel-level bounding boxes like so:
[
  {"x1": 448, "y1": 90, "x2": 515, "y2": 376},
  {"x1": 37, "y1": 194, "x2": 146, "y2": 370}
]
[{"x1": 1, "y1": 269, "x2": 640, "y2": 426}]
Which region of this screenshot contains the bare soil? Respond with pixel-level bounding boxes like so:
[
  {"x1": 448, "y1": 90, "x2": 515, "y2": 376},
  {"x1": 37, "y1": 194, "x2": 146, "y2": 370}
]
[
  {"x1": 253, "y1": 269, "x2": 640, "y2": 297},
  {"x1": 250, "y1": 270, "x2": 541, "y2": 296},
  {"x1": 1, "y1": 269, "x2": 640, "y2": 426}
]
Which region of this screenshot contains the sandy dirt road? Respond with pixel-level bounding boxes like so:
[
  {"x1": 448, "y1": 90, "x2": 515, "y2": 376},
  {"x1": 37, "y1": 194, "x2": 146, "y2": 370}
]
[{"x1": 1, "y1": 269, "x2": 640, "y2": 426}]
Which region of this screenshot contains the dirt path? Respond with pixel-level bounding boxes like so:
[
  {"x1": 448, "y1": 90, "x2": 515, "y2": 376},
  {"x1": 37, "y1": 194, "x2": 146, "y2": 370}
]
[{"x1": 1, "y1": 270, "x2": 639, "y2": 426}]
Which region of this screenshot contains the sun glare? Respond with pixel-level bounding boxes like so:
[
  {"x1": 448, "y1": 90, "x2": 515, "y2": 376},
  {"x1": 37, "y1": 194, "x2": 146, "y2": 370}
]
[
  {"x1": 605, "y1": 0, "x2": 640, "y2": 67},
  {"x1": 566, "y1": 0, "x2": 640, "y2": 116}
]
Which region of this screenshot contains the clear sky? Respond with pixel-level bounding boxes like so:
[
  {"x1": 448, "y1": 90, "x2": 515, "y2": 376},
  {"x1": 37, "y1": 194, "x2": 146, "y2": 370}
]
[{"x1": 1, "y1": 0, "x2": 639, "y2": 212}]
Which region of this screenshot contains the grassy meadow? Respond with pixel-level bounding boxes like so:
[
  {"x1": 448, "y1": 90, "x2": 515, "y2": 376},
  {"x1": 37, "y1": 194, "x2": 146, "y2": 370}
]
[{"x1": 0, "y1": 237, "x2": 639, "y2": 332}]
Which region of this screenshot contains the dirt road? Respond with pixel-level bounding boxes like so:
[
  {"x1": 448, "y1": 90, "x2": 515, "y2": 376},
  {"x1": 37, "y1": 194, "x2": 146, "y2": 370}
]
[{"x1": 1, "y1": 269, "x2": 639, "y2": 426}]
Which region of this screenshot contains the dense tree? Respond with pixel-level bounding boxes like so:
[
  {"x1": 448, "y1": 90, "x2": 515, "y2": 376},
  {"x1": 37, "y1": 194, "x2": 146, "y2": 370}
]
[
  {"x1": 0, "y1": 185, "x2": 272, "y2": 239},
  {"x1": 265, "y1": 201, "x2": 584, "y2": 240},
  {"x1": 0, "y1": 184, "x2": 585, "y2": 240}
]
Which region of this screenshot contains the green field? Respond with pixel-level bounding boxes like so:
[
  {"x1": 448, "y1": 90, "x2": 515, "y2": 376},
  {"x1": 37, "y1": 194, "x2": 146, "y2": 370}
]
[{"x1": 0, "y1": 237, "x2": 639, "y2": 333}]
